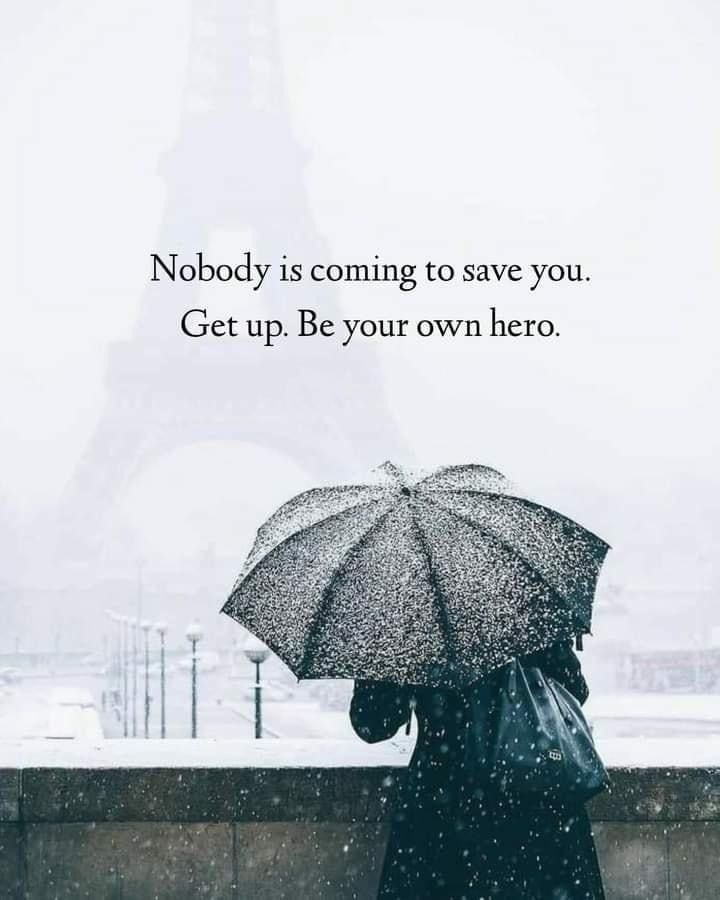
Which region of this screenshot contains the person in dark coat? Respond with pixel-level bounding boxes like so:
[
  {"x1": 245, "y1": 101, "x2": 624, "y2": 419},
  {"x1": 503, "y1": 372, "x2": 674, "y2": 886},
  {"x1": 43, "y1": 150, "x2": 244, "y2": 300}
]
[{"x1": 350, "y1": 640, "x2": 606, "y2": 900}]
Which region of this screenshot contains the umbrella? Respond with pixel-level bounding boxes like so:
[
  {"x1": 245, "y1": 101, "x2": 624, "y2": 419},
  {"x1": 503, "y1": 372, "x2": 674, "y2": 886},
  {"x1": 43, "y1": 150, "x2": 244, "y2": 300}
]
[{"x1": 221, "y1": 462, "x2": 610, "y2": 687}]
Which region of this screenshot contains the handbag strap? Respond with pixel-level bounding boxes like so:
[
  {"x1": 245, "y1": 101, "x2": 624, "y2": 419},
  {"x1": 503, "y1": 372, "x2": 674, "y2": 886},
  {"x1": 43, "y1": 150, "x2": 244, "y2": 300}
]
[
  {"x1": 404, "y1": 696, "x2": 417, "y2": 735},
  {"x1": 507, "y1": 659, "x2": 518, "y2": 698}
]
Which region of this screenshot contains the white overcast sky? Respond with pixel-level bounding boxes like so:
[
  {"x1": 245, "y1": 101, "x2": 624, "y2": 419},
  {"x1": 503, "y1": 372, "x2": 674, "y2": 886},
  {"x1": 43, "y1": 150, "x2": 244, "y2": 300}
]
[{"x1": 1, "y1": 0, "x2": 718, "y2": 596}]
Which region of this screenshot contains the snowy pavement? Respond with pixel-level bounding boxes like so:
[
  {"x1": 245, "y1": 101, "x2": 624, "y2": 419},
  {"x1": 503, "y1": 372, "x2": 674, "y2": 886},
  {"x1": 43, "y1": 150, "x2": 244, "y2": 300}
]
[
  {"x1": 5, "y1": 670, "x2": 720, "y2": 769},
  {"x1": 585, "y1": 693, "x2": 720, "y2": 722},
  {"x1": 0, "y1": 735, "x2": 719, "y2": 769},
  {"x1": 0, "y1": 681, "x2": 103, "y2": 740},
  {"x1": 0, "y1": 736, "x2": 414, "y2": 768},
  {"x1": 0, "y1": 668, "x2": 355, "y2": 741}
]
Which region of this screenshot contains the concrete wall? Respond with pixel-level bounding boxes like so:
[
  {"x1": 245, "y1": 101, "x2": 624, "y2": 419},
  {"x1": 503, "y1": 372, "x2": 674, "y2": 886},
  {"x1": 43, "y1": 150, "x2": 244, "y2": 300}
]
[{"x1": 1, "y1": 760, "x2": 719, "y2": 898}]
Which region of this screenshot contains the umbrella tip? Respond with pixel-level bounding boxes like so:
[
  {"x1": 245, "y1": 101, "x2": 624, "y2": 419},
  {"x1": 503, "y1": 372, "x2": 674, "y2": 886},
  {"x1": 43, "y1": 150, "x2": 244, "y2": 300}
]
[{"x1": 376, "y1": 460, "x2": 406, "y2": 484}]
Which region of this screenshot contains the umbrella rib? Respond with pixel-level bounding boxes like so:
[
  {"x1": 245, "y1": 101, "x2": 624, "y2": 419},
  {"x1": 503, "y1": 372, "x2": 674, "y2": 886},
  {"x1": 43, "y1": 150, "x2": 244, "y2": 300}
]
[
  {"x1": 425, "y1": 489, "x2": 610, "y2": 551},
  {"x1": 418, "y1": 494, "x2": 573, "y2": 612},
  {"x1": 225, "y1": 497, "x2": 388, "y2": 605},
  {"x1": 409, "y1": 505, "x2": 457, "y2": 672},
  {"x1": 297, "y1": 505, "x2": 397, "y2": 678},
  {"x1": 258, "y1": 485, "x2": 387, "y2": 535}
]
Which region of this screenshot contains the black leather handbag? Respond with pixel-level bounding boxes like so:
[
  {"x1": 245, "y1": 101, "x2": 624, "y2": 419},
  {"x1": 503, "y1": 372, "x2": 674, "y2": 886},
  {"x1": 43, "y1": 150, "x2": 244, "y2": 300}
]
[{"x1": 464, "y1": 659, "x2": 609, "y2": 801}]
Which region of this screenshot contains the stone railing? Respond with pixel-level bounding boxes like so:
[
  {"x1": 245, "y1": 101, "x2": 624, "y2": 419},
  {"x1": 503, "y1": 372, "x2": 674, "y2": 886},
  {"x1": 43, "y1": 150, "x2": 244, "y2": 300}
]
[{"x1": 1, "y1": 739, "x2": 719, "y2": 899}]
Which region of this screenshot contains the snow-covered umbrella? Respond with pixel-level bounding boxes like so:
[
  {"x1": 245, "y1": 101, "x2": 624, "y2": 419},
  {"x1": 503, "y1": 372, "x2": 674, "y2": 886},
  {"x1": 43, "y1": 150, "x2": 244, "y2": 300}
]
[{"x1": 221, "y1": 462, "x2": 609, "y2": 688}]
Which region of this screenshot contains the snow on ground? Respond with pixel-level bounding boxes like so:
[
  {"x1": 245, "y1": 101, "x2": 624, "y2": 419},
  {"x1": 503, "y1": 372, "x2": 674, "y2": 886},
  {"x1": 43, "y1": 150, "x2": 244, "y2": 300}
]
[
  {"x1": 599, "y1": 738, "x2": 720, "y2": 768},
  {"x1": 0, "y1": 682, "x2": 103, "y2": 740},
  {"x1": 0, "y1": 737, "x2": 414, "y2": 768},
  {"x1": 0, "y1": 668, "x2": 355, "y2": 741},
  {"x1": 0, "y1": 735, "x2": 719, "y2": 769},
  {"x1": 4, "y1": 668, "x2": 720, "y2": 769},
  {"x1": 585, "y1": 693, "x2": 720, "y2": 722}
]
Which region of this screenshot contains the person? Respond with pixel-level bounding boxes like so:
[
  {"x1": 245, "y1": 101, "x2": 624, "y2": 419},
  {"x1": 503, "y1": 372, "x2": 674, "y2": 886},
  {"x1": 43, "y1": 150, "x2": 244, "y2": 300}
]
[{"x1": 350, "y1": 640, "x2": 606, "y2": 900}]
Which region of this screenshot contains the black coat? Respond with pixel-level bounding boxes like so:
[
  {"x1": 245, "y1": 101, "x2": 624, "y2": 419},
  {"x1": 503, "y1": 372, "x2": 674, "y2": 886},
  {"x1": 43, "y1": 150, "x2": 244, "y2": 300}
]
[{"x1": 350, "y1": 642, "x2": 606, "y2": 900}]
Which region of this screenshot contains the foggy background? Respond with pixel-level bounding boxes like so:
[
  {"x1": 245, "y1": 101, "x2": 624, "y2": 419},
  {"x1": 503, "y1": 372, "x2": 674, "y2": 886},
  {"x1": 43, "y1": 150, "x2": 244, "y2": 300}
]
[{"x1": 1, "y1": 1, "x2": 719, "y2": 739}]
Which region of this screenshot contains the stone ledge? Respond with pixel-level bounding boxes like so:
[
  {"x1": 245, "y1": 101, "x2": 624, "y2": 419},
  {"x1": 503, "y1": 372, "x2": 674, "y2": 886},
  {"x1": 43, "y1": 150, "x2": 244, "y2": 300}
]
[
  {"x1": 2, "y1": 743, "x2": 720, "y2": 899},
  {"x1": 19, "y1": 766, "x2": 401, "y2": 823},
  {"x1": 2, "y1": 741, "x2": 720, "y2": 825},
  {"x1": 0, "y1": 769, "x2": 20, "y2": 822},
  {"x1": 1, "y1": 760, "x2": 720, "y2": 824},
  {"x1": 591, "y1": 767, "x2": 720, "y2": 822}
]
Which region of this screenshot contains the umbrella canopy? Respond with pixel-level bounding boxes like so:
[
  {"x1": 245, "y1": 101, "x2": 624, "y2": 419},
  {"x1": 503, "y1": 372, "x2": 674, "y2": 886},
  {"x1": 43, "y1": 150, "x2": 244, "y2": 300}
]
[{"x1": 221, "y1": 462, "x2": 610, "y2": 687}]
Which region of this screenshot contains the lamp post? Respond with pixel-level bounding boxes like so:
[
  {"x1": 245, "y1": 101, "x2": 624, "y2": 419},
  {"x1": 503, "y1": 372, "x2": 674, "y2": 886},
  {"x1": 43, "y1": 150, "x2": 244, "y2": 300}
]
[
  {"x1": 113, "y1": 616, "x2": 122, "y2": 695},
  {"x1": 141, "y1": 620, "x2": 152, "y2": 738},
  {"x1": 185, "y1": 621, "x2": 203, "y2": 739},
  {"x1": 154, "y1": 621, "x2": 168, "y2": 739},
  {"x1": 121, "y1": 616, "x2": 129, "y2": 738},
  {"x1": 105, "y1": 611, "x2": 123, "y2": 725},
  {"x1": 243, "y1": 636, "x2": 270, "y2": 739},
  {"x1": 131, "y1": 618, "x2": 139, "y2": 737}
]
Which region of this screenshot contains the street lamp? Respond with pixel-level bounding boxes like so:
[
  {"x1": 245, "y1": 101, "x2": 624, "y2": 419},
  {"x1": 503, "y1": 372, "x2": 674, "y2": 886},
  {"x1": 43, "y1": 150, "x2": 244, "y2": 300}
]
[
  {"x1": 243, "y1": 636, "x2": 270, "y2": 739},
  {"x1": 185, "y1": 620, "x2": 203, "y2": 739},
  {"x1": 131, "y1": 618, "x2": 139, "y2": 737},
  {"x1": 103, "y1": 611, "x2": 115, "y2": 693},
  {"x1": 121, "y1": 616, "x2": 130, "y2": 738},
  {"x1": 154, "y1": 621, "x2": 168, "y2": 739},
  {"x1": 113, "y1": 615, "x2": 122, "y2": 693},
  {"x1": 105, "y1": 611, "x2": 123, "y2": 726},
  {"x1": 141, "y1": 620, "x2": 152, "y2": 738}
]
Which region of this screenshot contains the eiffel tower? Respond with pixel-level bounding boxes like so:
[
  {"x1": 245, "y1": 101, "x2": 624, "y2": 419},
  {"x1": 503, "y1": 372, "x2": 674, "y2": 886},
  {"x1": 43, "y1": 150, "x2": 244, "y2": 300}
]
[{"x1": 56, "y1": 0, "x2": 404, "y2": 558}]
